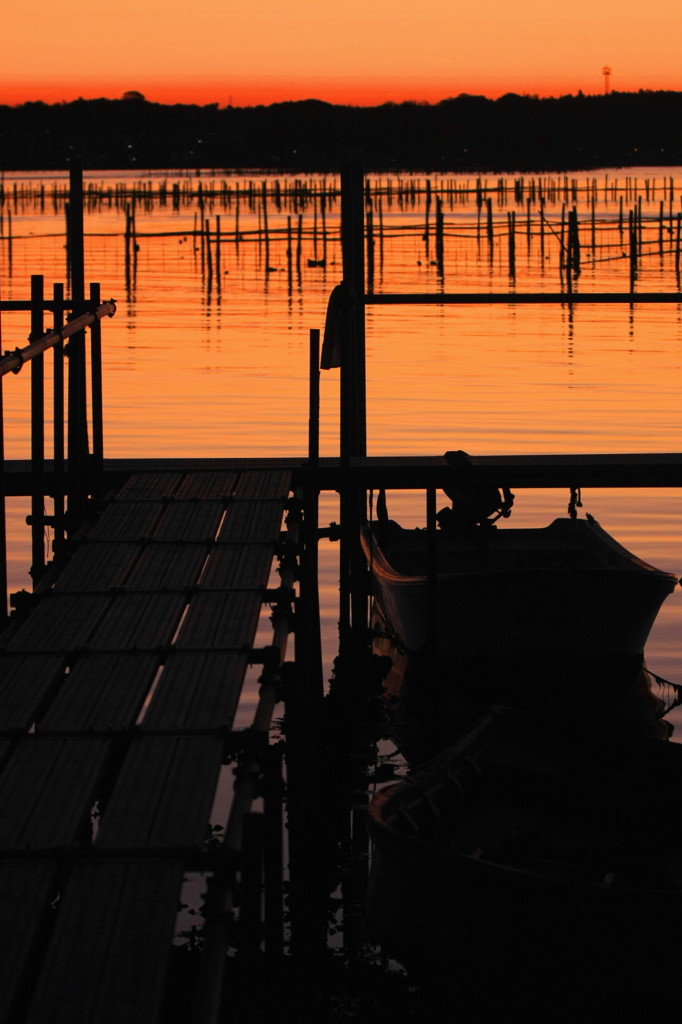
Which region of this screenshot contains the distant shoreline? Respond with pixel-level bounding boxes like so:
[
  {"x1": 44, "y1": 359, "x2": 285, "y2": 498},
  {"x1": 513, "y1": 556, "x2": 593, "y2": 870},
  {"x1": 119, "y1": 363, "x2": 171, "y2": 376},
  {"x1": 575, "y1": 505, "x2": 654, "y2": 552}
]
[{"x1": 2, "y1": 91, "x2": 682, "y2": 173}]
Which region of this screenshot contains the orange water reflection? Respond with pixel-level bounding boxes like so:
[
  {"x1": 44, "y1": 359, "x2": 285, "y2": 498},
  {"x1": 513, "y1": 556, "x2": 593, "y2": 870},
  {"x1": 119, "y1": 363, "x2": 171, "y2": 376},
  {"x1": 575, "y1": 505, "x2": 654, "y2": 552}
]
[{"x1": 2, "y1": 169, "x2": 681, "y2": 710}]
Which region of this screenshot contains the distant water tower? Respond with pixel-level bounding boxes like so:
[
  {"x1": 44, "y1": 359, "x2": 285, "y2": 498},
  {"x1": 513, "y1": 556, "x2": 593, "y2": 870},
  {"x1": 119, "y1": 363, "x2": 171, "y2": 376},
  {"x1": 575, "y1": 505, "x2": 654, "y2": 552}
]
[{"x1": 602, "y1": 66, "x2": 612, "y2": 94}]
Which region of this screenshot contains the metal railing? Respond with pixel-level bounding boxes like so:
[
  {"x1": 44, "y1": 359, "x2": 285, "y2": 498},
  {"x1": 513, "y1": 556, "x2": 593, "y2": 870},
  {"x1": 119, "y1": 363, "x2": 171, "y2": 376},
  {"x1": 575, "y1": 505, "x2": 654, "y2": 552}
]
[{"x1": 0, "y1": 275, "x2": 116, "y2": 620}]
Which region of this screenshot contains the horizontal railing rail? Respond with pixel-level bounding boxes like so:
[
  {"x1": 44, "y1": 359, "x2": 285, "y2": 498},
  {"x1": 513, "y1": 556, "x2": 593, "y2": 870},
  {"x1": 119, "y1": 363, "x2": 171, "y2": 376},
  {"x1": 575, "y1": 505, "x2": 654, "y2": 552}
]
[
  {"x1": 0, "y1": 300, "x2": 116, "y2": 377},
  {"x1": 365, "y1": 290, "x2": 682, "y2": 304}
]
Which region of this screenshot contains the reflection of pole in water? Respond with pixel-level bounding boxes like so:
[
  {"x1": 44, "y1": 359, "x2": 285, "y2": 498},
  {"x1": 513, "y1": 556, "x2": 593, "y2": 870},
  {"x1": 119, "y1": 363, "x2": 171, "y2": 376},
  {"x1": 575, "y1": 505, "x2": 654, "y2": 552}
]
[
  {"x1": 378, "y1": 198, "x2": 384, "y2": 281},
  {"x1": 215, "y1": 215, "x2": 221, "y2": 296},
  {"x1": 205, "y1": 218, "x2": 213, "y2": 296},
  {"x1": 261, "y1": 181, "x2": 270, "y2": 272},
  {"x1": 321, "y1": 187, "x2": 328, "y2": 267},
  {"x1": 486, "y1": 197, "x2": 493, "y2": 262},
  {"x1": 6, "y1": 208, "x2": 11, "y2": 275},
  {"x1": 507, "y1": 209, "x2": 515, "y2": 281},
  {"x1": 286, "y1": 215, "x2": 293, "y2": 295},
  {"x1": 296, "y1": 214, "x2": 303, "y2": 275},
  {"x1": 423, "y1": 178, "x2": 431, "y2": 259},
  {"x1": 435, "y1": 196, "x2": 444, "y2": 279}
]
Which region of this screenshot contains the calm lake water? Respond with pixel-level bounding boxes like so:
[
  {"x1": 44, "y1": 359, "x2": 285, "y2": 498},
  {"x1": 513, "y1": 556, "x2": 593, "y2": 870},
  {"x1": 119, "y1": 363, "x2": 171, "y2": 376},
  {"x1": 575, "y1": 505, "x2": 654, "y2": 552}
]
[{"x1": 2, "y1": 167, "x2": 681, "y2": 729}]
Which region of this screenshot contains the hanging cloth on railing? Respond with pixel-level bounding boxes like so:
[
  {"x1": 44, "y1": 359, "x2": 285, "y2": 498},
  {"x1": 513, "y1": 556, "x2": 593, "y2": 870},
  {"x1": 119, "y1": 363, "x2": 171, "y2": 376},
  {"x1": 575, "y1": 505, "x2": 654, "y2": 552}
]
[{"x1": 320, "y1": 281, "x2": 348, "y2": 369}]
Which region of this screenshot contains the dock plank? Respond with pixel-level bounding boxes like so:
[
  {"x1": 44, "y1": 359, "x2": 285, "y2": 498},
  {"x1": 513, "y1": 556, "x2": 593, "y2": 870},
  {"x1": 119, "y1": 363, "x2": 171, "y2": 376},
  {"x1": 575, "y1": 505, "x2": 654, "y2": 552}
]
[
  {"x1": 199, "y1": 542, "x2": 275, "y2": 590},
  {"x1": 125, "y1": 541, "x2": 209, "y2": 590},
  {"x1": 85, "y1": 500, "x2": 165, "y2": 542},
  {"x1": 0, "y1": 737, "x2": 111, "y2": 849},
  {"x1": 175, "y1": 591, "x2": 264, "y2": 650},
  {"x1": 113, "y1": 471, "x2": 185, "y2": 501},
  {"x1": 88, "y1": 592, "x2": 186, "y2": 649},
  {"x1": 218, "y1": 499, "x2": 285, "y2": 543},
  {"x1": 233, "y1": 468, "x2": 293, "y2": 499},
  {"x1": 52, "y1": 542, "x2": 142, "y2": 593},
  {"x1": 96, "y1": 736, "x2": 224, "y2": 848},
  {"x1": 25, "y1": 859, "x2": 184, "y2": 1024},
  {"x1": 153, "y1": 499, "x2": 226, "y2": 542},
  {"x1": 0, "y1": 654, "x2": 66, "y2": 733},
  {"x1": 3, "y1": 595, "x2": 111, "y2": 653},
  {"x1": 0, "y1": 860, "x2": 59, "y2": 1024},
  {"x1": 143, "y1": 651, "x2": 248, "y2": 731},
  {"x1": 174, "y1": 469, "x2": 240, "y2": 500},
  {"x1": 38, "y1": 653, "x2": 159, "y2": 732}
]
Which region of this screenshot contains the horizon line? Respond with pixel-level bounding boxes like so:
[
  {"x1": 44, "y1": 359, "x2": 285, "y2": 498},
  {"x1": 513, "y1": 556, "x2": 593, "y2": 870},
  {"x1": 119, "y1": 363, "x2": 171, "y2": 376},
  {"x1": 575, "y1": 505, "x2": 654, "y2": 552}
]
[{"x1": 2, "y1": 86, "x2": 674, "y2": 111}]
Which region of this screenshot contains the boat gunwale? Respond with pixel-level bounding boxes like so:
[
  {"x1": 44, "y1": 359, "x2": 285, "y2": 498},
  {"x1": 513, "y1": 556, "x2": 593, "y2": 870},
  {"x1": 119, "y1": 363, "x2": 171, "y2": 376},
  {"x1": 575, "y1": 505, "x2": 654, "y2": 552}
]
[
  {"x1": 367, "y1": 779, "x2": 682, "y2": 902},
  {"x1": 361, "y1": 518, "x2": 680, "y2": 591}
]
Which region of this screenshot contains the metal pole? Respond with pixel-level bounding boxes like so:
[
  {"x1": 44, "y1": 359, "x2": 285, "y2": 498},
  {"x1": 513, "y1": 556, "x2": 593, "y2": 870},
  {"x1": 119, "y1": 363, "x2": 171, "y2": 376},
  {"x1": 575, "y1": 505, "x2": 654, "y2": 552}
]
[
  {"x1": 30, "y1": 275, "x2": 45, "y2": 584},
  {"x1": 340, "y1": 155, "x2": 366, "y2": 462},
  {"x1": 52, "y1": 283, "x2": 66, "y2": 561},
  {"x1": 308, "y1": 327, "x2": 320, "y2": 466},
  {"x1": 338, "y1": 156, "x2": 368, "y2": 641},
  {"x1": 90, "y1": 282, "x2": 104, "y2": 490},
  {"x1": 67, "y1": 163, "x2": 89, "y2": 529}
]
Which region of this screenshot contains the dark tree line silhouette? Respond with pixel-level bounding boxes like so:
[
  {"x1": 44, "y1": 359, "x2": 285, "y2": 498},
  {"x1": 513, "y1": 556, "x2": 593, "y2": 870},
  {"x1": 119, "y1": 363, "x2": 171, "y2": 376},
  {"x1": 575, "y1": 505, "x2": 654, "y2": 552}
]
[{"x1": 1, "y1": 91, "x2": 681, "y2": 171}]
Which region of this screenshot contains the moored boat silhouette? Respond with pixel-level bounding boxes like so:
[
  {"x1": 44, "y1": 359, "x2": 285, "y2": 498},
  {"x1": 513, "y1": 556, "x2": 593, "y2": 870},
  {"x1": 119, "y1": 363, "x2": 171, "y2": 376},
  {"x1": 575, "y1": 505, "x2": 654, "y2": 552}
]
[{"x1": 366, "y1": 705, "x2": 682, "y2": 1000}]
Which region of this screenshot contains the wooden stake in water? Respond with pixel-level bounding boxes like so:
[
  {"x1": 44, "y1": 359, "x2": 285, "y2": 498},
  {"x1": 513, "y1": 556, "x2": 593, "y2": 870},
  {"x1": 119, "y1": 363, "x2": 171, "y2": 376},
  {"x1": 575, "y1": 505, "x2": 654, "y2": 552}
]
[
  {"x1": 507, "y1": 209, "x2": 516, "y2": 280},
  {"x1": 435, "y1": 196, "x2": 445, "y2": 278},
  {"x1": 215, "y1": 215, "x2": 221, "y2": 295},
  {"x1": 205, "y1": 217, "x2": 213, "y2": 295},
  {"x1": 296, "y1": 214, "x2": 303, "y2": 274},
  {"x1": 286, "y1": 215, "x2": 293, "y2": 293},
  {"x1": 262, "y1": 181, "x2": 270, "y2": 270},
  {"x1": 321, "y1": 189, "x2": 328, "y2": 267},
  {"x1": 378, "y1": 197, "x2": 384, "y2": 274},
  {"x1": 486, "y1": 197, "x2": 494, "y2": 259},
  {"x1": 590, "y1": 196, "x2": 596, "y2": 253},
  {"x1": 629, "y1": 208, "x2": 638, "y2": 291}
]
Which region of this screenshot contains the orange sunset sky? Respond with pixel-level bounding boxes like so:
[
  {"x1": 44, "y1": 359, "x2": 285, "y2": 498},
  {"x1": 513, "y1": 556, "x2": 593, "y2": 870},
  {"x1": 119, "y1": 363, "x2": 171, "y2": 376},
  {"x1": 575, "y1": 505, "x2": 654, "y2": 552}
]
[{"x1": 2, "y1": 0, "x2": 682, "y2": 107}]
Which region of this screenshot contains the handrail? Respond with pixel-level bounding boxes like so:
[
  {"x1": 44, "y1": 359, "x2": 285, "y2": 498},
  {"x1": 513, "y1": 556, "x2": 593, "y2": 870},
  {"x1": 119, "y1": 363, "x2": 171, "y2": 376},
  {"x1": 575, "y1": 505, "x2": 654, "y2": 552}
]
[
  {"x1": 0, "y1": 300, "x2": 116, "y2": 377},
  {"x1": 365, "y1": 291, "x2": 682, "y2": 305}
]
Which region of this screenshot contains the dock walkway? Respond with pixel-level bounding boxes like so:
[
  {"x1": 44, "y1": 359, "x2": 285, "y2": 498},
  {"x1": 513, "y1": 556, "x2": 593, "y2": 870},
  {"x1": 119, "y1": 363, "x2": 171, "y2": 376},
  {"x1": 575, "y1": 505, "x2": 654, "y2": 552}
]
[{"x1": 0, "y1": 465, "x2": 293, "y2": 1023}]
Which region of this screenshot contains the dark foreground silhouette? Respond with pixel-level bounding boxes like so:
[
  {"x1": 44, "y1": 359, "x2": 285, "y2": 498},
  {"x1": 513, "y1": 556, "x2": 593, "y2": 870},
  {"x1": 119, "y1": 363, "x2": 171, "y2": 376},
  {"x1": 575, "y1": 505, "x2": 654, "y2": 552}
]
[{"x1": 2, "y1": 90, "x2": 682, "y2": 171}]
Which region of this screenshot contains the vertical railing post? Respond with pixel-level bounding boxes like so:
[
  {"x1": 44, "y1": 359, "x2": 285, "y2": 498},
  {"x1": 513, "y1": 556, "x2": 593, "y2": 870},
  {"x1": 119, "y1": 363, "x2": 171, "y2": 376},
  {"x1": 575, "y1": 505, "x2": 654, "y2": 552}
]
[
  {"x1": 52, "y1": 282, "x2": 66, "y2": 562},
  {"x1": 337, "y1": 156, "x2": 373, "y2": 961},
  {"x1": 338, "y1": 155, "x2": 368, "y2": 645},
  {"x1": 284, "y1": 329, "x2": 327, "y2": 964},
  {"x1": 90, "y1": 281, "x2": 104, "y2": 494},
  {"x1": 340, "y1": 156, "x2": 366, "y2": 463},
  {"x1": 66, "y1": 163, "x2": 90, "y2": 528},
  {"x1": 30, "y1": 274, "x2": 45, "y2": 584}
]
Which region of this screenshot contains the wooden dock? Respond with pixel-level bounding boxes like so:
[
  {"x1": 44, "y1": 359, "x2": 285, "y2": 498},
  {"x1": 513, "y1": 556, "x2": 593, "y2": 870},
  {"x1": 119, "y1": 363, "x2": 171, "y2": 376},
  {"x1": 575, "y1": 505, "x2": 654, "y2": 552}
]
[{"x1": 0, "y1": 465, "x2": 294, "y2": 1023}]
